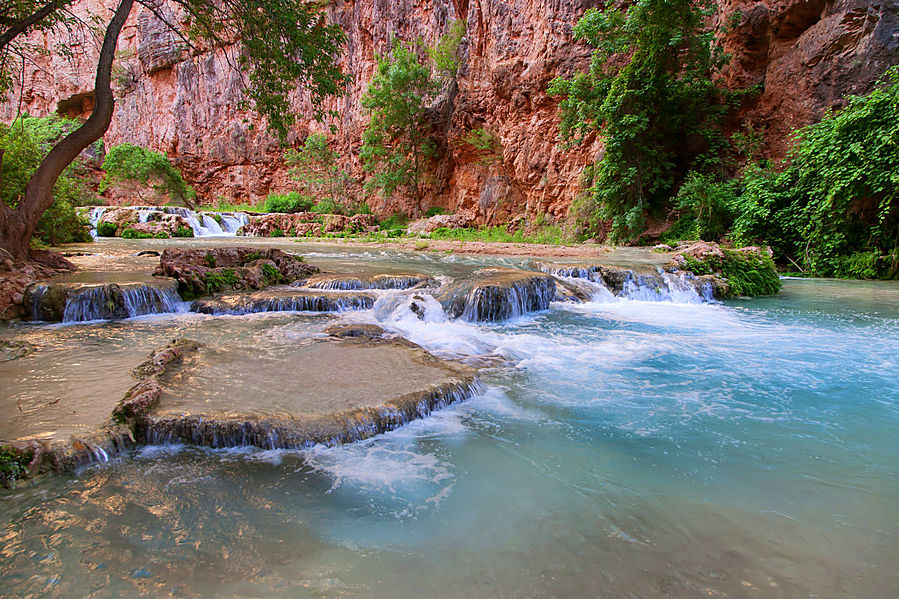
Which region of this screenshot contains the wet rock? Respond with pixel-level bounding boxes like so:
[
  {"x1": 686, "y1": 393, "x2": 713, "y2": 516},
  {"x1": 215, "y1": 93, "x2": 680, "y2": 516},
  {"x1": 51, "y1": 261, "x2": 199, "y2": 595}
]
[
  {"x1": 437, "y1": 267, "x2": 556, "y2": 322},
  {"x1": 407, "y1": 213, "x2": 471, "y2": 234},
  {"x1": 0, "y1": 339, "x2": 35, "y2": 362},
  {"x1": 303, "y1": 272, "x2": 434, "y2": 291},
  {"x1": 155, "y1": 247, "x2": 318, "y2": 299},
  {"x1": 325, "y1": 323, "x2": 389, "y2": 339},
  {"x1": 139, "y1": 337, "x2": 480, "y2": 450},
  {"x1": 24, "y1": 280, "x2": 182, "y2": 322},
  {"x1": 191, "y1": 287, "x2": 374, "y2": 315},
  {"x1": 239, "y1": 212, "x2": 377, "y2": 237},
  {"x1": 136, "y1": 250, "x2": 161, "y2": 257}
]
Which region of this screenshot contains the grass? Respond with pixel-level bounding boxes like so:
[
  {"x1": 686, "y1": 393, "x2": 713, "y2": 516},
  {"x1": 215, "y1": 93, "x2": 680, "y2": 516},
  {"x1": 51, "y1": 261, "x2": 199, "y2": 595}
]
[{"x1": 428, "y1": 225, "x2": 569, "y2": 245}]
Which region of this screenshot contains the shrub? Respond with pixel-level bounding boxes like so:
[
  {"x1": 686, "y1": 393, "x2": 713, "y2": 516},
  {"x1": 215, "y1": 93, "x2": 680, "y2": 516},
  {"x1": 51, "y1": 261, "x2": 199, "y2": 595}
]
[
  {"x1": 96, "y1": 221, "x2": 118, "y2": 237},
  {"x1": 154, "y1": 231, "x2": 170, "y2": 239},
  {"x1": 121, "y1": 227, "x2": 154, "y2": 239},
  {"x1": 0, "y1": 115, "x2": 95, "y2": 245},
  {"x1": 203, "y1": 268, "x2": 241, "y2": 293},
  {"x1": 101, "y1": 144, "x2": 195, "y2": 206},
  {"x1": 173, "y1": 226, "x2": 194, "y2": 238},
  {"x1": 270, "y1": 228, "x2": 285, "y2": 237},
  {"x1": 311, "y1": 198, "x2": 341, "y2": 215},
  {"x1": 264, "y1": 191, "x2": 313, "y2": 213},
  {"x1": 663, "y1": 172, "x2": 742, "y2": 243}
]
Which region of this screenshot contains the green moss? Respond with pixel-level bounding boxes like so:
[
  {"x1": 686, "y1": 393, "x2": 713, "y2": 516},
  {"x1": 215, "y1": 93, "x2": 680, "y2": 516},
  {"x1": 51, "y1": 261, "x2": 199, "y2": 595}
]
[
  {"x1": 204, "y1": 254, "x2": 217, "y2": 268},
  {"x1": 204, "y1": 268, "x2": 241, "y2": 293},
  {"x1": 96, "y1": 221, "x2": 118, "y2": 237},
  {"x1": 121, "y1": 227, "x2": 154, "y2": 239},
  {"x1": 243, "y1": 252, "x2": 264, "y2": 264},
  {"x1": 680, "y1": 249, "x2": 781, "y2": 297},
  {"x1": 261, "y1": 263, "x2": 283, "y2": 284},
  {"x1": 0, "y1": 447, "x2": 30, "y2": 485}
]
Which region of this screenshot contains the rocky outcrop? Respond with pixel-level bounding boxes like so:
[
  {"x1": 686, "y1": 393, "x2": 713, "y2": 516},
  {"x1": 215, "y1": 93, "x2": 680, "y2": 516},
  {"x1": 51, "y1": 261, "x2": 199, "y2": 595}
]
[
  {"x1": 24, "y1": 279, "x2": 182, "y2": 322},
  {"x1": 154, "y1": 247, "x2": 318, "y2": 298},
  {"x1": 3, "y1": 0, "x2": 893, "y2": 223},
  {"x1": 0, "y1": 252, "x2": 77, "y2": 321},
  {"x1": 437, "y1": 267, "x2": 556, "y2": 321},
  {"x1": 191, "y1": 287, "x2": 375, "y2": 315},
  {"x1": 240, "y1": 212, "x2": 378, "y2": 237}
]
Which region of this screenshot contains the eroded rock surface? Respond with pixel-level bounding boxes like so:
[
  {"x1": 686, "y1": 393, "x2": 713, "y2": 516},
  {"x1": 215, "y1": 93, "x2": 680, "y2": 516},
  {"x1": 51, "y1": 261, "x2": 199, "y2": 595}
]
[
  {"x1": 437, "y1": 267, "x2": 556, "y2": 322},
  {"x1": 154, "y1": 247, "x2": 318, "y2": 298},
  {"x1": 24, "y1": 279, "x2": 181, "y2": 322},
  {"x1": 191, "y1": 287, "x2": 374, "y2": 315},
  {"x1": 140, "y1": 337, "x2": 479, "y2": 449}
]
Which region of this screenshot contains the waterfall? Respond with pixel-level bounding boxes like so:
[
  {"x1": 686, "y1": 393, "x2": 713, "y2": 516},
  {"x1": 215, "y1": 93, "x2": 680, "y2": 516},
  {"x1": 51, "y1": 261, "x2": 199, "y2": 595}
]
[
  {"x1": 91, "y1": 206, "x2": 250, "y2": 237},
  {"x1": 619, "y1": 271, "x2": 711, "y2": 303},
  {"x1": 192, "y1": 293, "x2": 375, "y2": 316},
  {"x1": 59, "y1": 283, "x2": 184, "y2": 323}
]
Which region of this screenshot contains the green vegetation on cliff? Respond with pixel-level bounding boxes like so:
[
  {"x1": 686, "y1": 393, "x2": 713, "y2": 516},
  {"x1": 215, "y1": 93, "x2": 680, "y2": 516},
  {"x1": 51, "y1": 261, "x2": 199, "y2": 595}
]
[
  {"x1": 549, "y1": 0, "x2": 739, "y2": 242},
  {"x1": 101, "y1": 144, "x2": 195, "y2": 207},
  {"x1": 669, "y1": 68, "x2": 899, "y2": 279}
]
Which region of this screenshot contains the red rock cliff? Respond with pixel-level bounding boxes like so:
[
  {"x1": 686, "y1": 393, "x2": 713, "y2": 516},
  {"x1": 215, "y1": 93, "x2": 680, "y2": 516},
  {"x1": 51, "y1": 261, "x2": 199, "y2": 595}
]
[{"x1": 3, "y1": 0, "x2": 896, "y2": 222}]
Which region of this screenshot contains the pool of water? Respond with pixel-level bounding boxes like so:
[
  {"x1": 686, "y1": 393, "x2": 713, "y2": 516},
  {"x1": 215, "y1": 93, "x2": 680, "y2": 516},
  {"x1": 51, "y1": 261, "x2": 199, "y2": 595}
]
[{"x1": 1, "y1": 245, "x2": 898, "y2": 598}]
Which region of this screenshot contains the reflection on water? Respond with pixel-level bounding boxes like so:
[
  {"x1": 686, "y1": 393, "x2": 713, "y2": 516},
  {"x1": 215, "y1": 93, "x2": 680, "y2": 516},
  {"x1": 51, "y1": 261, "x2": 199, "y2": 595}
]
[{"x1": 1, "y1": 244, "x2": 898, "y2": 598}]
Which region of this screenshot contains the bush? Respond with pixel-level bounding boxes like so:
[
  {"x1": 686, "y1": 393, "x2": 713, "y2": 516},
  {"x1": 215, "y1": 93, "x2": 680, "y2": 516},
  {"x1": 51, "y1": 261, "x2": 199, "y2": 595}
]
[
  {"x1": 101, "y1": 144, "x2": 195, "y2": 206},
  {"x1": 173, "y1": 226, "x2": 194, "y2": 238},
  {"x1": 311, "y1": 198, "x2": 341, "y2": 215},
  {"x1": 0, "y1": 115, "x2": 95, "y2": 245},
  {"x1": 270, "y1": 228, "x2": 285, "y2": 237},
  {"x1": 663, "y1": 172, "x2": 742, "y2": 243},
  {"x1": 121, "y1": 227, "x2": 154, "y2": 239},
  {"x1": 730, "y1": 67, "x2": 899, "y2": 279},
  {"x1": 264, "y1": 191, "x2": 313, "y2": 213},
  {"x1": 96, "y1": 221, "x2": 118, "y2": 237}
]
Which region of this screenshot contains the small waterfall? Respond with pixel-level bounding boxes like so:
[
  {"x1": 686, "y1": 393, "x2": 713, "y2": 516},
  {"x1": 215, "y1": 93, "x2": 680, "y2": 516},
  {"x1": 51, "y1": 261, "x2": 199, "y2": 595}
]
[
  {"x1": 459, "y1": 277, "x2": 556, "y2": 322},
  {"x1": 88, "y1": 206, "x2": 108, "y2": 237},
  {"x1": 307, "y1": 278, "x2": 369, "y2": 291},
  {"x1": 121, "y1": 284, "x2": 183, "y2": 317},
  {"x1": 619, "y1": 271, "x2": 710, "y2": 303},
  {"x1": 61, "y1": 283, "x2": 183, "y2": 323},
  {"x1": 139, "y1": 379, "x2": 483, "y2": 450},
  {"x1": 192, "y1": 293, "x2": 375, "y2": 315},
  {"x1": 220, "y1": 213, "x2": 249, "y2": 234},
  {"x1": 201, "y1": 214, "x2": 225, "y2": 235},
  {"x1": 557, "y1": 276, "x2": 617, "y2": 303},
  {"x1": 28, "y1": 284, "x2": 49, "y2": 320}
]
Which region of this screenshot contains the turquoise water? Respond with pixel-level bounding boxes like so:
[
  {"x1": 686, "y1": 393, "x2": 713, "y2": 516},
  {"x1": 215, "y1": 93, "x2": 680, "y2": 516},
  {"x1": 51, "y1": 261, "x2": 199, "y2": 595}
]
[{"x1": 1, "y1": 268, "x2": 898, "y2": 597}]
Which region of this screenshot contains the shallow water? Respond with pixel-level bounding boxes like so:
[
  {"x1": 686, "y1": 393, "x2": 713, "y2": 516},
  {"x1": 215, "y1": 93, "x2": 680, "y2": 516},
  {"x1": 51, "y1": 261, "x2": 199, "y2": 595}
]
[{"x1": 2, "y1": 245, "x2": 898, "y2": 598}]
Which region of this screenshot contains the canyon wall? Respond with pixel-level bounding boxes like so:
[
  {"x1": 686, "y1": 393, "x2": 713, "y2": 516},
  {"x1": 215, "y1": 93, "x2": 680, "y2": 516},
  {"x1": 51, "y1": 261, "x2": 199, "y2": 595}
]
[{"x1": 3, "y1": 0, "x2": 897, "y2": 223}]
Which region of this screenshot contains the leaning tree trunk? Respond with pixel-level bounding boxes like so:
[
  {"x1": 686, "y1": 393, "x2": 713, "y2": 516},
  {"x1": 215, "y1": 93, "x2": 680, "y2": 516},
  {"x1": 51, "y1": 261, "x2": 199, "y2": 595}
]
[{"x1": 0, "y1": 0, "x2": 135, "y2": 261}]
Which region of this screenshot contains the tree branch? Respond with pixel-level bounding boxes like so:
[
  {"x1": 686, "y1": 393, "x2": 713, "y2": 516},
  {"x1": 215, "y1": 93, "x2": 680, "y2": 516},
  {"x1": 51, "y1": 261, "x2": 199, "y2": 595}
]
[{"x1": 0, "y1": 0, "x2": 70, "y2": 52}]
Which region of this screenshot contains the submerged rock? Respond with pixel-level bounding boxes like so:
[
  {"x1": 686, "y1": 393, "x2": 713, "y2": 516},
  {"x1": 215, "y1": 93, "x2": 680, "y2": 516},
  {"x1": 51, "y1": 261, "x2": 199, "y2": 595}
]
[
  {"x1": 24, "y1": 279, "x2": 182, "y2": 322},
  {"x1": 154, "y1": 247, "x2": 319, "y2": 299},
  {"x1": 139, "y1": 337, "x2": 479, "y2": 450},
  {"x1": 191, "y1": 287, "x2": 375, "y2": 315},
  {"x1": 437, "y1": 267, "x2": 556, "y2": 322},
  {"x1": 325, "y1": 323, "x2": 389, "y2": 339}
]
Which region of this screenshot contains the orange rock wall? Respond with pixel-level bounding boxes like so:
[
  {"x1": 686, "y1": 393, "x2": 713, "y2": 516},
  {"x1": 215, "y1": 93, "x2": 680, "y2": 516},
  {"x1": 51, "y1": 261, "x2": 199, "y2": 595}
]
[{"x1": 3, "y1": 0, "x2": 896, "y2": 222}]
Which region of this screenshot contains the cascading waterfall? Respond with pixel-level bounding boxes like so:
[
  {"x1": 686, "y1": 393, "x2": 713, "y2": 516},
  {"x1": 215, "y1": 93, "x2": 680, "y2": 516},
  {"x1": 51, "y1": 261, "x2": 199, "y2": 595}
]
[
  {"x1": 90, "y1": 206, "x2": 250, "y2": 237},
  {"x1": 192, "y1": 293, "x2": 375, "y2": 316},
  {"x1": 61, "y1": 283, "x2": 184, "y2": 323}
]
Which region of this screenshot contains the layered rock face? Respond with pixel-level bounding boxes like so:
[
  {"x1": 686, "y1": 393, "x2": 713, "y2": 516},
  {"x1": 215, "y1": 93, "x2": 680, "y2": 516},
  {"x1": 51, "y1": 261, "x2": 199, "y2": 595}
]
[{"x1": 3, "y1": 0, "x2": 895, "y2": 222}]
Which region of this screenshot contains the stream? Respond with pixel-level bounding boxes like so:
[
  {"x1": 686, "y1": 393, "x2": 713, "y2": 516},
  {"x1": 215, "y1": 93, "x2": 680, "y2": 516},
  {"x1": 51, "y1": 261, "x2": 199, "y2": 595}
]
[{"x1": 1, "y1": 239, "x2": 898, "y2": 598}]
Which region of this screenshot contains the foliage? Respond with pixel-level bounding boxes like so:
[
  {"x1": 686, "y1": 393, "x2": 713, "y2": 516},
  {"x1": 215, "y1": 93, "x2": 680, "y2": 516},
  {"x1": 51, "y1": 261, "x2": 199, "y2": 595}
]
[
  {"x1": 203, "y1": 268, "x2": 240, "y2": 293},
  {"x1": 429, "y1": 225, "x2": 567, "y2": 245},
  {"x1": 378, "y1": 212, "x2": 409, "y2": 233},
  {"x1": 264, "y1": 191, "x2": 313, "y2": 213},
  {"x1": 549, "y1": 0, "x2": 737, "y2": 242},
  {"x1": 101, "y1": 144, "x2": 195, "y2": 206},
  {"x1": 96, "y1": 221, "x2": 118, "y2": 237},
  {"x1": 424, "y1": 206, "x2": 448, "y2": 217},
  {"x1": 427, "y1": 19, "x2": 466, "y2": 78},
  {"x1": 461, "y1": 127, "x2": 502, "y2": 164},
  {"x1": 680, "y1": 249, "x2": 780, "y2": 296},
  {"x1": 270, "y1": 228, "x2": 285, "y2": 237},
  {"x1": 286, "y1": 133, "x2": 351, "y2": 210},
  {"x1": 728, "y1": 68, "x2": 899, "y2": 279},
  {"x1": 121, "y1": 227, "x2": 153, "y2": 239},
  {"x1": 0, "y1": 447, "x2": 30, "y2": 485},
  {"x1": 261, "y1": 262, "x2": 283, "y2": 284},
  {"x1": 174, "y1": 226, "x2": 194, "y2": 238},
  {"x1": 0, "y1": 115, "x2": 93, "y2": 245},
  {"x1": 662, "y1": 172, "x2": 741, "y2": 242},
  {"x1": 360, "y1": 42, "x2": 437, "y2": 214}
]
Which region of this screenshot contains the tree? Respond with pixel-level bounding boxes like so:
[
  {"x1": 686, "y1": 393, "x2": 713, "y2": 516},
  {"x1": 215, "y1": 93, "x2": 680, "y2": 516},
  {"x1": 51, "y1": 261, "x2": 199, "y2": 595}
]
[
  {"x1": 0, "y1": 0, "x2": 347, "y2": 260},
  {"x1": 286, "y1": 132, "x2": 350, "y2": 212},
  {"x1": 548, "y1": 0, "x2": 735, "y2": 242},
  {"x1": 360, "y1": 42, "x2": 437, "y2": 216},
  {"x1": 100, "y1": 143, "x2": 196, "y2": 207}
]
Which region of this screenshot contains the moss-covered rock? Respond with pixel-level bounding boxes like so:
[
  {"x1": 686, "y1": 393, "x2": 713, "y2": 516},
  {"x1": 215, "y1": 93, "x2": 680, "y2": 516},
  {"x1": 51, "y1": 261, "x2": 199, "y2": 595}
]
[{"x1": 672, "y1": 242, "x2": 781, "y2": 297}]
